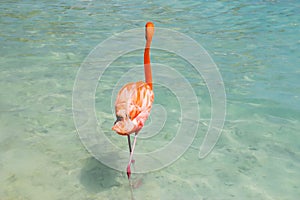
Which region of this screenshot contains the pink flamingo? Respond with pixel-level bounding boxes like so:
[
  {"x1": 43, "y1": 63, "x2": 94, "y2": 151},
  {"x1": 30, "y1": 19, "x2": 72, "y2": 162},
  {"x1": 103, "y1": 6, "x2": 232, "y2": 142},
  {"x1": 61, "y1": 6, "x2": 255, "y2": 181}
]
[{"x1": 112, "y1": 22, "x2": 155, "y2": 179}]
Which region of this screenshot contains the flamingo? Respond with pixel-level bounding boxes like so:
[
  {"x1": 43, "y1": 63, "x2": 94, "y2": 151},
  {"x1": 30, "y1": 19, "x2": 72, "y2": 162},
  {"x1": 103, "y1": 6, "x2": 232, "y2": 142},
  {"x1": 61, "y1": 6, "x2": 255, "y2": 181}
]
[{"x1": 112, "y1": 22, "x2": 155, "y2": 179}]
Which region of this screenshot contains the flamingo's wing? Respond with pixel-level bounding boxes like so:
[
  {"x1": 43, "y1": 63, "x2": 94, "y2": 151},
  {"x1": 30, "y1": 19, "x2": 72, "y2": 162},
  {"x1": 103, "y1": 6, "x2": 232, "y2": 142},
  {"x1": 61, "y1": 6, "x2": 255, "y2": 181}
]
[
  {"x1": 113, "y1": 81, "x2": 153, "y2": 135},
  {"x1": 129, "y1": 81, "x2": 154, "y2": 127}
]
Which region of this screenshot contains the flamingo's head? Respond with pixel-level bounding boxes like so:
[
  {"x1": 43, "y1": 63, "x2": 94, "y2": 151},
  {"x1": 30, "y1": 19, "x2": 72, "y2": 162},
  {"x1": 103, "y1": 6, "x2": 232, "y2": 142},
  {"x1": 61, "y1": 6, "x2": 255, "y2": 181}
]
[
  {"x1": 145, "y1": 22, "x2": 154, "y2": 42},
  {"x1": 112, "y1": 109, "x2": 136, "y2": 135}
]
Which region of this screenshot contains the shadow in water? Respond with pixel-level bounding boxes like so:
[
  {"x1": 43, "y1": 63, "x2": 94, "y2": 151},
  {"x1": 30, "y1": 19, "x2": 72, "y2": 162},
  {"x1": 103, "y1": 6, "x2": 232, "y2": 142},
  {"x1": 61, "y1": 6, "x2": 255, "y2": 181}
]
[{"x1": 80, "y1": 157, "x2": 121, "y2": 193}]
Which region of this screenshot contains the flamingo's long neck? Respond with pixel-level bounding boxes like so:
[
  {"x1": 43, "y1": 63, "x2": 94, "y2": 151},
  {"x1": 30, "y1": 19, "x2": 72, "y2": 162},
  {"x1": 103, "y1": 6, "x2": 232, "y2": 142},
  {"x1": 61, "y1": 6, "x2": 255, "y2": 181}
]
[
  {"x1": 144, "y1": 22, "x2": 154, "y2": 89},
  {"x1": 144, "y1": 44, "x2": 152, "y2": 88}
]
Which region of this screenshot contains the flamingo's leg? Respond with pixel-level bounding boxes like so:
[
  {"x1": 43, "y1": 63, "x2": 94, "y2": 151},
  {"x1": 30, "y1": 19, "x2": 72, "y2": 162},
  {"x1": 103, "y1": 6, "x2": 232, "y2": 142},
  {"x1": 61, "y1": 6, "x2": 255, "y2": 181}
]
[
  {"x1": 127, "y1": 133, "x2": 138, "y2": 179},
  {"x1": 127, "y1": 135, "x2": 132, "y2": 153}
]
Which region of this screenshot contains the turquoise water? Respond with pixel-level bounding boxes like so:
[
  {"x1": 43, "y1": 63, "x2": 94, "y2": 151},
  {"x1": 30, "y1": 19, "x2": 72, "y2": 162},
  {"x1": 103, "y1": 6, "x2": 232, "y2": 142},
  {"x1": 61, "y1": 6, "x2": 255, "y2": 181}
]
[{"x1": 1, "y1": 1, "x2": 300, "y2": 199}]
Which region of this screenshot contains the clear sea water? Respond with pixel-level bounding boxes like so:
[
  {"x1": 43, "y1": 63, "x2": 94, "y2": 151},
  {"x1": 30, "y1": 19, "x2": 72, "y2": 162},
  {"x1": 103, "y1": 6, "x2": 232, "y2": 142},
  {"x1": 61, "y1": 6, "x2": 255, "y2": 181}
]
[{"x1": 1, "y1": 0, "x2": 299, "y2": 199}]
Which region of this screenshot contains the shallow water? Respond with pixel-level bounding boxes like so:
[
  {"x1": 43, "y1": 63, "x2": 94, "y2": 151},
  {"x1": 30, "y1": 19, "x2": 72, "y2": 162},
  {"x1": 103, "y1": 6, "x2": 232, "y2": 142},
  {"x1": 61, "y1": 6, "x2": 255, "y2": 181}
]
[{"x1": 1, "y1": 0, "x2": 300, "y2": 199}]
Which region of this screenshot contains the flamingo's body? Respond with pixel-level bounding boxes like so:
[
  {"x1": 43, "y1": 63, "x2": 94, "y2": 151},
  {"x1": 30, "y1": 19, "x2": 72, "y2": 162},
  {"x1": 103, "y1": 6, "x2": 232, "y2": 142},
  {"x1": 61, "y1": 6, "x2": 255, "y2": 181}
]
[
  {"x1": 112, "y1": 22, "x2": 155, "y2": 179},
  {"x1": 112, "y1": 81, "x2": 154, "y2": 135}
]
